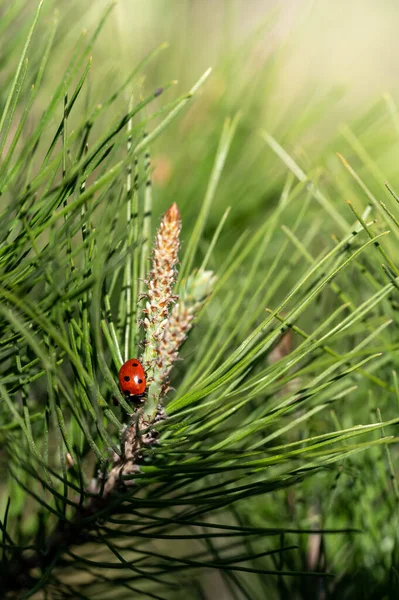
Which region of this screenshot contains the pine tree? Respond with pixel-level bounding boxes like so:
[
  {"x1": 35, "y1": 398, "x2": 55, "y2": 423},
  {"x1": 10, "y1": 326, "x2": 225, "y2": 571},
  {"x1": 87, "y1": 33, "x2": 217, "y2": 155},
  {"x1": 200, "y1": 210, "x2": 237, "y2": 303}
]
[{"x1": 1, "y1": 3, "x2": 399, "y2": 599}]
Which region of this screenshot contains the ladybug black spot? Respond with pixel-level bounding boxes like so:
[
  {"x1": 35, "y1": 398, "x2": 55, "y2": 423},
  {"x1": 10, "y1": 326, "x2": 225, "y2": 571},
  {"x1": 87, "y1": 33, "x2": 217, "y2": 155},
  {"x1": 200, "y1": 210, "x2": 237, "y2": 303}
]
[
  {"x1": 124, "y1": 376, "x2": 130, "y2": 382},
  {"x1": 137, "y1": 378, "x2": 143, "y2": 384},
  {"x1": 132, "y1": 362, "x2": 139, "y2": 367}
]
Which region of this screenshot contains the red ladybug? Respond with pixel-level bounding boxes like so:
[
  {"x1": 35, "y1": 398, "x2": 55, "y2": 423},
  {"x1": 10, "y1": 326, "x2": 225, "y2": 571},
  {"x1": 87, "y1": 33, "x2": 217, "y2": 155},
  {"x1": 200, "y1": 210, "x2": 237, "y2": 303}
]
[{"x1": 118, "y1": 358, "x2": 146, "y2": 400}]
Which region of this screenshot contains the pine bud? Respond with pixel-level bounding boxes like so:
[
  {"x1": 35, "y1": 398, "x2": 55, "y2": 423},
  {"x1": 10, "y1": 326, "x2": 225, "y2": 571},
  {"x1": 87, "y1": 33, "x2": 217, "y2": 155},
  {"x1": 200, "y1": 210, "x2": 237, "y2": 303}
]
[
  {"x1": 155, "y1": 269, "x2": 216, "y2": 396},
  {"x1": 142, "y1": 203, "x2": 181, "y2": 377}
]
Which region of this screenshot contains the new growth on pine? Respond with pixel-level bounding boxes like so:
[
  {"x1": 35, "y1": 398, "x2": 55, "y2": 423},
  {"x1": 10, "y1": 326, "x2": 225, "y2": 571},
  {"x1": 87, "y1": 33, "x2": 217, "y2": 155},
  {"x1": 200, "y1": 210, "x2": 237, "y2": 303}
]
[
  {"x1": 141, "y1": 202, "x2": 215, "y2": 419},
  {"x1": 141, "y1": 202, "x2": 181, "y2": 417},
  {"x1": 105, "y1": 202, "x2": 215, "y2": 495},
  {"x1": 157, "y1": 269, "x2": 217, "y2": 390}
]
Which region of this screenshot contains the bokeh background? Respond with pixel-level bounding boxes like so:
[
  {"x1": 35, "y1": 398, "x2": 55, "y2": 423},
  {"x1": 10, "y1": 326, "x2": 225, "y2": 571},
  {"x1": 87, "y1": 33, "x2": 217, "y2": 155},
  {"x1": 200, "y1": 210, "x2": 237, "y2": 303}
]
[
  {"x1": 39, "y1": 0, "x2": 399, "y2": 255},
  {"x1": 12, "y1": 0, "x2": 399, "y2": 240}
]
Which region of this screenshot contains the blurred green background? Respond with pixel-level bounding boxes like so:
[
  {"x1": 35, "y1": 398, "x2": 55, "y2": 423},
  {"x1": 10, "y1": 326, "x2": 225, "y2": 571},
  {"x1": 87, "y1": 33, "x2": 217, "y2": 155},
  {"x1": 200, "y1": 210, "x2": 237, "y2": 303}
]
[
  {"x1": 8, "y1": 0, "x2": 399, "y2": 243},
  {"x1": 40, "y1": 0, "x2": 399, "y2": 259}
]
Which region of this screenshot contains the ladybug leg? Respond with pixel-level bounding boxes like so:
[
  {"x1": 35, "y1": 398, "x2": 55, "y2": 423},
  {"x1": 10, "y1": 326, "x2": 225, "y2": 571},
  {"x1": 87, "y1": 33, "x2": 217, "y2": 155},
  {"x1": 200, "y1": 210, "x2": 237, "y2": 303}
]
[{"x1": 128, "y1": 391, "x2": 147, "y2": 405}]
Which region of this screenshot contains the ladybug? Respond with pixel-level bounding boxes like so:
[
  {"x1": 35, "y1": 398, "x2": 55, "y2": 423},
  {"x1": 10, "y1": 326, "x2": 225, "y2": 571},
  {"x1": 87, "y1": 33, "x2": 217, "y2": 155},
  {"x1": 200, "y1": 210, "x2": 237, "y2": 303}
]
[{"x1": 118, "y1": 358, "x2": 147, "y2": 401}]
